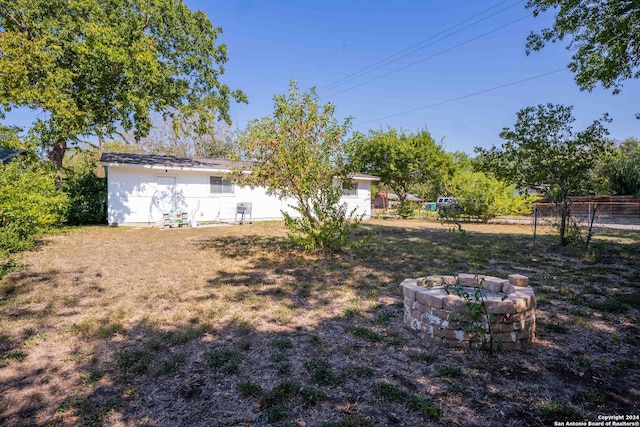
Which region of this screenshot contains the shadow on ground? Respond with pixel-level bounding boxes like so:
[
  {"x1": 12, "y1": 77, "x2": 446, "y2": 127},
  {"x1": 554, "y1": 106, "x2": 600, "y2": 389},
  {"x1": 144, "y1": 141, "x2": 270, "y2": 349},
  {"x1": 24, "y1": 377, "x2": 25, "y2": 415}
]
[{"x1": 1, "y1": 222, "x2": 638, "y2": 426}]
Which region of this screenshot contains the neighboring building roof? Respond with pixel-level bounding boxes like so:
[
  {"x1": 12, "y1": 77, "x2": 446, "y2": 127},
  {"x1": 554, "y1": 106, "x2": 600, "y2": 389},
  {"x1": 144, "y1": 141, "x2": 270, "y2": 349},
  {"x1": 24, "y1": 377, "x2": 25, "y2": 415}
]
[
  {"x1": 0, "y1": 148, "x2": 25, "y2": 165},
  {"x1": 100, "y1": 152, "x2": 378, "y2": 180}
]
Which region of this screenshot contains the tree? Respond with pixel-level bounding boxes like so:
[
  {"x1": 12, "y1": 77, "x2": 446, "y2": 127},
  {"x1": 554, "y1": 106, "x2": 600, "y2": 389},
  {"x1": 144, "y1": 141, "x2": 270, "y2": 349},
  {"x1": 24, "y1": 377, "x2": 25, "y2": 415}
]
[
  {"x1": 476, "y1": 104, "x2": 610, "y2": 245},
  {"x1": 448, "y1": 170, "x2": 532, "y2": 223},
  {"x1": 346, "y1": 128, "x2": 450, "y2": 218},
  {"x1": 0, "y1": 0, "x2": 247, "y2": 172},
  {"x1": 237, "y1": 81, "x2": 363, "y2": 252},
  {"x1": 526, "y1": 0, "x2": 640, "y2": 96},
  {"x1": 598, "y1": 137, "x2": 640, "y2": 196},
  {"x1": 103, "y1": 115, "x2": 236, "y2": 159}
]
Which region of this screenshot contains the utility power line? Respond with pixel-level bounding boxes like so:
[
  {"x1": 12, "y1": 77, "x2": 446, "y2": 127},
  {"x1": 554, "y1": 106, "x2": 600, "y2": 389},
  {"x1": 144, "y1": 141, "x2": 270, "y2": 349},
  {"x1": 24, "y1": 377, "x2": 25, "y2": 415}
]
[
  {"x1": 353, "y1": 68, "x2": 566, "y2": 127},
  {"x1": 322, "y1": 13, "x2": 532, "y2": 99},
  {"x1": 318, "y1": 0, "x2": 525, "y2": 94}
]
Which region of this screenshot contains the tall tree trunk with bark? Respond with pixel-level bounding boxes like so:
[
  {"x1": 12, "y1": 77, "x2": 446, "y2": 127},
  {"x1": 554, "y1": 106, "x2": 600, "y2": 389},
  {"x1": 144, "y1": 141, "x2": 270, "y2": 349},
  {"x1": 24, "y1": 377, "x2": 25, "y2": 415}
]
[{"x1": 49, "y1": 139, "x2": 66, "y2": 186}]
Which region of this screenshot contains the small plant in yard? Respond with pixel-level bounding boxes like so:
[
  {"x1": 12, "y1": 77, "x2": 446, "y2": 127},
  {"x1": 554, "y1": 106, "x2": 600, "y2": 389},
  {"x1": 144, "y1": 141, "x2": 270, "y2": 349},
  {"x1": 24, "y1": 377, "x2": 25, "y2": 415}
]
[
  {"x1": 486, "y1": 390, "x2": 507, "y2": 400},
  {"x1": 347, "y1": 325, "x2": 385, "y2": 343},
  {"x1": 229, "y1": 315, "x2": 252, "y2": 333},
  {"x1": 546, "y1": 321, "x2": 569, "y2": 334},
  {"x1": 4, "y1": 350, "x2": 27, "y2": 362},
  {"x1": 437, "y1": 366, "x2": 464, "y2": 379},
  {"x1": 373, "y1": 382, "x2": 439, "y2": 419},
  {"x1": 257, "y1": 380, "x2": 327, "y2": 423},
  {"x1": 344, "y1": 364, "x2": 375, "y2": 378},
  {"x1": 79, "y1": 369, "x2": 103, "y2": 387},
  {"x1": 622, "y1": 335, "x2": 639, "y2": 347},
  {"x1": 71, "y1": 317, "x2": 123, "y2": 339},
  {"x1": 237, "y1": 380, "x2": 264, "y2": 398},
  {"x1": 275, "y1": 361, "x2": 291, "y2": 374},
  {"x1": 159, "y1": 353, "x2": 187, "y2": 375},
  {"x1": 114, "y1": 348, "x2": 152, "y2": 374},
  {"x1": 161, "y1": 324, "x2": 210, "y2": 346},
  {"x1": 204, "y1": 348, "x2": 243, "y2": 374},
  {"x1": 0, "y1": 258, "x2": 16, "y2": 280},
  {"x1": 343, "y1": 303, "x2": 364, "y2": 318},
  {"x1": 272, "y1": 305, "x2": 295, "y2": 325},
  {"x1": 407, "y1": 351, "x2": 437, "y2": 364},
  {"x1": 448, "y1": 382, "x2": 472, "y2": 397},
  {"x1": 271, "y1": 336, "x2": 293, "y2": 374},
  {"x1": 272, "y1": 336, "x2": 293, "y2": 351},
  {"x1": 447, "y1": 223, "x2": 499, "y2": 354},
  {"x1": 270, "y1": 349, "x2": 290, "y2": 371},
  {"x1": 374, "y1": 310, "x2": 395, "y2": 325},
  {"x1": 305, "y1": 358, "x2": 341, "y2": 386},
  {"x1": 610, "y1": 359, "x2": 635, "y2": 376},
  {"x1": 57, "y1": 394, "x2": 121, "y2": 425},
  {"x1": 537, "y1": 402, "x2": 582, "y2": 422},
  {"x1": 320, "y1": 414, "x2": 372, "y2": 427},
  {"x1": 309, "y1": 334, "x2": 323, "y2": 347},
  {"x1": 613, "y1": 332, "x2": 621, "y2": 346},
  {"x1": 385, "y1": 333, "x2": 407, "y2": 347},
  {"x1": 576, "y1": 354, "x2": 592, "y2": 368},
  {"x1": 450, "y1": 281, "x2": 498, "y2": 354}
]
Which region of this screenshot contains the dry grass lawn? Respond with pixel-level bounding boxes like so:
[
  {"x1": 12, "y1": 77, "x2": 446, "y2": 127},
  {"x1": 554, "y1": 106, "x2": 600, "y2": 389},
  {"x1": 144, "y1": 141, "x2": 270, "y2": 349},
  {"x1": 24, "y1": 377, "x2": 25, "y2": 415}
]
[{"x1": 0, "y1": 219, "x2": 639, "y2": 426}]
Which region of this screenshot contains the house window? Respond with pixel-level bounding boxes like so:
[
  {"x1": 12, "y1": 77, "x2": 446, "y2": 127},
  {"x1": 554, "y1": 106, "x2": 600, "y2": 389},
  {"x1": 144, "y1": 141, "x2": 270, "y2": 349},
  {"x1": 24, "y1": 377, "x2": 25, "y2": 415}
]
[
  {"x1": 210, "y1": 176, "x2": 234, "y2": 194},
  {"x1": 342, "y1": 182, "x2": 358, "y2": 196}
]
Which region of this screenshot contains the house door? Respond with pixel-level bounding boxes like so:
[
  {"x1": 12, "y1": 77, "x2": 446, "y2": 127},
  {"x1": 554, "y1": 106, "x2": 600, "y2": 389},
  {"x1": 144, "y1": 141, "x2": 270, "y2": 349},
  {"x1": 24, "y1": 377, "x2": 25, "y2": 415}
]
[{"x1": 155, "y1": 176, "x2": 176, "y2": 215}]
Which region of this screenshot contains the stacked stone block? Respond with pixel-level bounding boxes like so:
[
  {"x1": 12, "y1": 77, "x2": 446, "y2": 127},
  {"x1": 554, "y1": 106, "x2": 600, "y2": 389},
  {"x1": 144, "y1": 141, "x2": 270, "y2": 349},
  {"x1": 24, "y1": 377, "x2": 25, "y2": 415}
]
[{"x1": 401, "y1": 273, "x2": 536, "y2": 350}]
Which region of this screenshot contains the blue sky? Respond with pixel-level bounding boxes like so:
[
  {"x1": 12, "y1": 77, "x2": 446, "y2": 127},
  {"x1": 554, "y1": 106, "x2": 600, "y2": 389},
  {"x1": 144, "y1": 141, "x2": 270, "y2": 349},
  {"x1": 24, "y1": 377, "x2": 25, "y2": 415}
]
[
  {"x1": 4, "y1": 0, "x2": 639, "y2": 154},
  {"x1": 189, "y1": 0, "x2": 639, "y2": 153}
]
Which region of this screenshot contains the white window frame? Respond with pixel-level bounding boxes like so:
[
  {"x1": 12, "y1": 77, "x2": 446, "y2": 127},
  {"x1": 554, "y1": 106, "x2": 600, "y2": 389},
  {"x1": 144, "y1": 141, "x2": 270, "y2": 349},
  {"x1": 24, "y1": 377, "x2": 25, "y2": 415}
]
[
  {"x1": 210, "y1": 176, "x2": 234, "y2": 195},
  {"x1": 342, "y1": 181, "x2": 358, "y2": 197}
]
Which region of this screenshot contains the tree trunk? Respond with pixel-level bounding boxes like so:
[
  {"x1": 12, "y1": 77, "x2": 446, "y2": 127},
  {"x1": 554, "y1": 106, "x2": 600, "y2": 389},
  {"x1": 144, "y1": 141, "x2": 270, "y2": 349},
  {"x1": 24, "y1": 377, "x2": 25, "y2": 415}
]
[
  {"x1": 559, "y1": 201, "x2": 570, "y2": 246},
  {"x1": 49, "y1": 139, "x2": 67, "y2": 187},
  {"x1": 96, "y1": 130, "x2": 104, "y2": 177}
]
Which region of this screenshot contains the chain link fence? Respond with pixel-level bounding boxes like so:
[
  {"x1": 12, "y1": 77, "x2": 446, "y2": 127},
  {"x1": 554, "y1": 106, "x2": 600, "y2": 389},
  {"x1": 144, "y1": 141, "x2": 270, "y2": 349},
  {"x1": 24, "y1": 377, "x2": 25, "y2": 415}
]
[{"x1": 534, "y1": 197, "x2": 640, "y2": 228}]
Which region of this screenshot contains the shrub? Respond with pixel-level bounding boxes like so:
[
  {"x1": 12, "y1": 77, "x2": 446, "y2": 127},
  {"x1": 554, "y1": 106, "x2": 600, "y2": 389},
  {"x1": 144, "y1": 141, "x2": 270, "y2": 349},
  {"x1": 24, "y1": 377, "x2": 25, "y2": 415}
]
[
  {"x1": 283, "y1": 184, "x2": 366, "y2": 252},
  {"x1": 448, "y1": 170, "x2": 532, "y2": 223},
  {"x1": 63, "y1": 165, "x2": 106, "y2": 225},
  {"x1": 0, "y1": 159, "x2": 68, "y2": 256}
]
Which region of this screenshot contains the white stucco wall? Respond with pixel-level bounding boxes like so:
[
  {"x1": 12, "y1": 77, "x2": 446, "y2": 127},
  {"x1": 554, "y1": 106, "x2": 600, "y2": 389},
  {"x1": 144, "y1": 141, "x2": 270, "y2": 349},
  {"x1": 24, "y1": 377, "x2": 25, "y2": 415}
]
[{"x1": 105, "y1": 165, "x2": 373, "y2": 226}]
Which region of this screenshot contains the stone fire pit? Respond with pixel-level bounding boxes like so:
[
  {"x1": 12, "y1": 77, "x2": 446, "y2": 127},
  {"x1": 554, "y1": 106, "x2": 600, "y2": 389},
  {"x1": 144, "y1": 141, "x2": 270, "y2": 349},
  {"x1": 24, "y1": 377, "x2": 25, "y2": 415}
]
[{"x1": 401, "y1": 273, "x2": 536, "y2": 350}]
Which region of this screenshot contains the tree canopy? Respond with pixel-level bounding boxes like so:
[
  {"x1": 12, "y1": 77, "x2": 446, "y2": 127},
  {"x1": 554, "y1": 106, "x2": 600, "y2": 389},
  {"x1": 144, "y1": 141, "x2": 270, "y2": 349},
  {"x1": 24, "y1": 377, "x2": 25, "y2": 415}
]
[
  {"x1": 0, "y1": 0, "x2": 246, "y2": 168},
  {"x1": 526, "y1": 0, "x2": 640, "y2": 96},
  {"x1": 448, "y1": 171, "x2": 531, "y2": 223},
  {"x1": 476, "y1": 103, "x2": 610, "y2": 245},
  {"x1": 444, "y1": 153, "x2": 532, "y2": 223},
  {"x1": 104, "y1": 116, "x2": 236, "y2": 159},
  {"x1": 597, "y1": 137, "x2": 640, "y2": 196},
  {"x1": 237, "y1": 80, "x2": 363, "y2": 252},
  {"x1": 346, "y1": 128, "x2": 450, "y2": 218}
]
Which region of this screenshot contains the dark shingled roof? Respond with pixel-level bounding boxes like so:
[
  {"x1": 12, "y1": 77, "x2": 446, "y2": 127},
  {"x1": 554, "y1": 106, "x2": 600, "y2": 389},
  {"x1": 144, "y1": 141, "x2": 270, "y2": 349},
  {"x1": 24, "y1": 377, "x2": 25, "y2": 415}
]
[
  {"x1": 99, "y1": 151, "x2": 378, "y2": 180},
  {"x1": 0, "y1": 148, "x2": 25, "y2": 165},
  {"x1": 99, "y1": 152, "x2": 250, "y2": 170}
]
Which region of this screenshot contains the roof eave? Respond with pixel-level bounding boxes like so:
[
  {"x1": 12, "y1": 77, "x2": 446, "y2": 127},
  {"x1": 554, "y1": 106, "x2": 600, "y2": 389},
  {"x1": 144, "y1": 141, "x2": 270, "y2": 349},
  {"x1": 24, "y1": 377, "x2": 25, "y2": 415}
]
[{"x1": 99, "y1": 162, "x2": 251, "y2": 174}]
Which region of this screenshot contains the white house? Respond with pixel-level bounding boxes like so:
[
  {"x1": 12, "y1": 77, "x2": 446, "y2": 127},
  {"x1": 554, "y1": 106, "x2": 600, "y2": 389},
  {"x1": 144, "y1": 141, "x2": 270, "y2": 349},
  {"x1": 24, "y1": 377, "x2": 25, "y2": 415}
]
[{"x1": 100, "y1": 152, "x2": 377, "y2": 226}]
